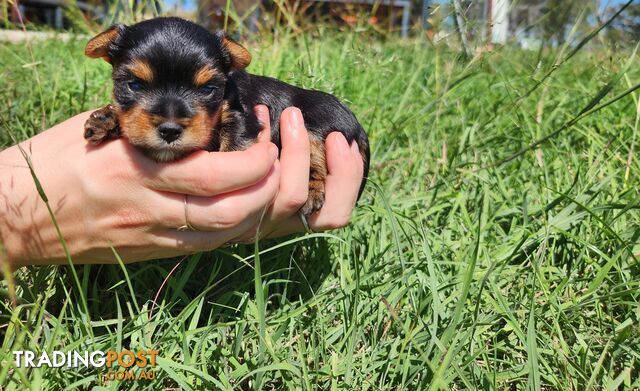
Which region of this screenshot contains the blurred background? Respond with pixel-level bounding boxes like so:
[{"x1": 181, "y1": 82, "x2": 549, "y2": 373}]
[{"x1": 0, "y1": 0, "x2": 638, "y2": 49}]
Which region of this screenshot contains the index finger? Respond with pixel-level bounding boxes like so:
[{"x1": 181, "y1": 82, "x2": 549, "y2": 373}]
[
  {"x1": 137, "y1": 142, "x2": 279, "y2": 196},
  {"x1": 258, "y1": 132, "x2": 364, "y2": 238}
]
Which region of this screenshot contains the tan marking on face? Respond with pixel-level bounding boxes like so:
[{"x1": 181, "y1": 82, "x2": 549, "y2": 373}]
[
  {"x1": 193, "y1": 65, "x2": 219, "y2": 86},
  {"x1": 118, "y1": 104, "x2": 221, "y2": 161},
  {"x1": 128, "y1": 59, "x2": 154, "y2": 82},
  {"x1": 179, "y1": 107, "x2": 218, "y2": 150},
  {"x1": 118, "y1": 106, "x2": 157, "y2": 148}
]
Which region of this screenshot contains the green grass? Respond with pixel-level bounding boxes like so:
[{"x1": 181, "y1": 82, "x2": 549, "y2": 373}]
[{"x1": 1, "y1": 27, "x2": 640, "y2": 389}]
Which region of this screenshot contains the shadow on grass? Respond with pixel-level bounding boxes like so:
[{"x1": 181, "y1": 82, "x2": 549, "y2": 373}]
[{"x1": 62, "y1": 235, "x2": 336, "y2": 323}]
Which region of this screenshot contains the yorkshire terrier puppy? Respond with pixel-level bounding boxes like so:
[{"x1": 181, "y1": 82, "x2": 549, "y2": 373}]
[{"x1": 84, "y1": 17, "x2": 369, "y2": 216}]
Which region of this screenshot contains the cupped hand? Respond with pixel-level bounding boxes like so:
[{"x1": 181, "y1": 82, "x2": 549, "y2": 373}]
[{"x1": 233, "y1": 105, "x2": 365, "y2": 241}]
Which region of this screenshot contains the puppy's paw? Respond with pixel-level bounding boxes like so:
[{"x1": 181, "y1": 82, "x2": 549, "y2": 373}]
[
  {"x1": 84, "y1": 105, "x2": 120, "y2": 145},
  {"x1": 300, "y1": 179, "x2": 325, "y2": 216}
]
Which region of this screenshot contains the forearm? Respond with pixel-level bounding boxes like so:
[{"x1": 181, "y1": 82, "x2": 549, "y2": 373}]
[
  {"x1": 0, "y1": 146, "x2": 51, "y2": 267},
  {"x1": 0, "y1": 141, "x2": 79, "y2": 267},
  {"x1": 0, "y1": 143, "x2": 41, "y2": 267}
]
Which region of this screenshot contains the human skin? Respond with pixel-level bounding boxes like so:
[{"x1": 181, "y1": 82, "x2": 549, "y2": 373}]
[{"x1": 0, "y1": 106, "x2": 365, "y2": 268}]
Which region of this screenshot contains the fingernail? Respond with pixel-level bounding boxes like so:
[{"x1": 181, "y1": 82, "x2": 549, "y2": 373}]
[
  {"x1": 286, "y1": 107, "x2": 304, "y2": 132},
  {"x1": 334, "y1": 134, "x2": 350, "y2": 156}
]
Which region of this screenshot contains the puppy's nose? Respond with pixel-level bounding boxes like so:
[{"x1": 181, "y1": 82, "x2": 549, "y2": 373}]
[{"x1": 158, "y1": 123, "x2": 183, "y2": 143}]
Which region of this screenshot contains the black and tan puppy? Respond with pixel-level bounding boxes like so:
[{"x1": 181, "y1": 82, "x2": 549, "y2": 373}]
[{"x1": 84, "y1": 17, "x2": 369, "y2": 216}]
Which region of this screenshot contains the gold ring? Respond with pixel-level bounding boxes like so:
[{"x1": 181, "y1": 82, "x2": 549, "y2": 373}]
[
  {"x1": 177, "y1": 194, "x2": 196, "y2": 231},
  {"x1": 299, "y1": 211, "x2": 313, "y2": 233}
]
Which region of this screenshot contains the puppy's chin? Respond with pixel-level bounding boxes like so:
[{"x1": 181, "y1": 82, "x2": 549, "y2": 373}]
[{"x1": 138, "y1": 145, "x2": 195, "y2": 162}]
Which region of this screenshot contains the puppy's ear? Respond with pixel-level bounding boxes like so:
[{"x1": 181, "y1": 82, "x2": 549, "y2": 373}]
[
  {"x1": 216, "y1": 31, "x2": 251, "y2": 71},
  {"x1": 85, "y1": 25, "x2": 125, "y2": 63}
]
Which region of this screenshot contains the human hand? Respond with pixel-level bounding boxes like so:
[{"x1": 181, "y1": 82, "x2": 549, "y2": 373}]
[
  {"x1": 233, "y1": 105, "x2": 365, "y2": 241},
  {"x1": 0, "y1": 110, "x2": 281, "y2": 266}
]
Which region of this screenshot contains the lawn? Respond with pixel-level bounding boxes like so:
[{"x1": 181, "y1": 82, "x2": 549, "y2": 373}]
[{"x1": 0, "y1": 25, "x2": 639, "y2": 389}]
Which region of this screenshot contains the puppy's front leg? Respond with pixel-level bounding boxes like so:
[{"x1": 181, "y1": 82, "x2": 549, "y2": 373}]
[
  {"x1": 84, "y1": 104, "x2": 121, "y2": 145},
  {"x1": 300, "y1": 138, "x2": 326, "y2": 216}
]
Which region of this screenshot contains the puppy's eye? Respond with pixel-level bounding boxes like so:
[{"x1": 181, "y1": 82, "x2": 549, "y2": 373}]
[
  {"x1": 200, "y1": 84, "x2": 218, "y2": 95},
  {"x1": 128, "y1": 80, "x2": 143, "y2": 92}
]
